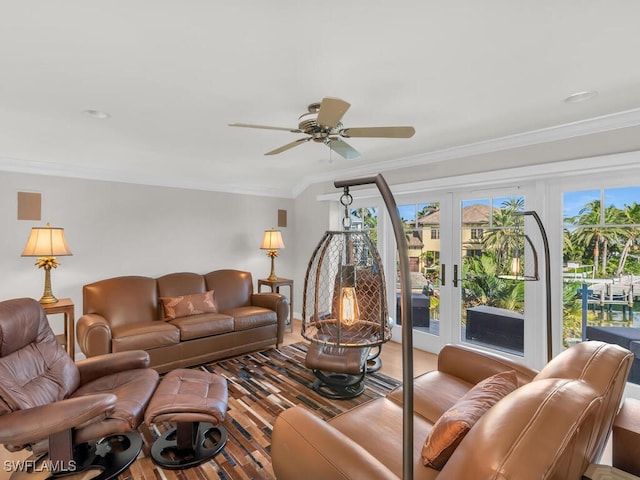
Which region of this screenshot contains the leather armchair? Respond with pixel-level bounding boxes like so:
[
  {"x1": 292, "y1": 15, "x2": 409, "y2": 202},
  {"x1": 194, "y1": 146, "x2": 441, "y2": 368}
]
[{"x1": 0, "y1": 298, "x2": 159, "y2": 480}]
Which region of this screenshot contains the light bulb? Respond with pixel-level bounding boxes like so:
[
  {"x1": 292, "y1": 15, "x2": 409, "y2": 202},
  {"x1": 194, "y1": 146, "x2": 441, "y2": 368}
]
[
  {"x1": 340, "y1": 286, "x2": 360, "y2": 326},
  {"x1": 510, "y1": 257, "x2": 521, "y2": 276}
]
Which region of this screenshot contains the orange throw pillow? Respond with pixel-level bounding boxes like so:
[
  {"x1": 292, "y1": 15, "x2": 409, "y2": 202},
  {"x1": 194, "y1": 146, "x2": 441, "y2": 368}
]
[
  {"x1": 160, "y1": 290, "x2": 217, "y2": 319},
  {"x1": 422, "y1": 370, "x2": 518, "y2": 470}
]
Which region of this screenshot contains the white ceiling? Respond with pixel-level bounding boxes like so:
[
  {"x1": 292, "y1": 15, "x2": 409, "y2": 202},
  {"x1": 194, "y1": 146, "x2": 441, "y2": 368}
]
[{"x1": 2, "y1": 1, "x2": 640, "y2": 198}]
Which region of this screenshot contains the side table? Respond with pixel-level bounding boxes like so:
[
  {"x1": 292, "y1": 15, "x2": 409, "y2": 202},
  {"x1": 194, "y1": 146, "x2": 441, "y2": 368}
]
[
  {"x1": 42, "y1": 298, "x2": 75, "y2": 360},
  {"x1": 613, "y1": 398, "x2": 640, "y2": 477},
  {"x1": 258, "y1": 278, "x2": 293, "y2": 333}
]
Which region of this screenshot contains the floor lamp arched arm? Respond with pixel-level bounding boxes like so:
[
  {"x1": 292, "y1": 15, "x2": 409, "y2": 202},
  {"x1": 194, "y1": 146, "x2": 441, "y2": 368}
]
[
  {"x1": 515, "y1": 210, "x2": 552, "y2": 362},
  {"x1": 334, "y1": 174, "x2": 414, "y2": 480}
]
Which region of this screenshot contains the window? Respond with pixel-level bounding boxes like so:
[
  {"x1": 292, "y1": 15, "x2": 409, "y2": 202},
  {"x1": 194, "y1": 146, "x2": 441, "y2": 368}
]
[
  {"x1": 470, "y1": 228, "x2": 483, "y2": 240},
  {"x1": 431, "y1": 228, "x2": 440, "y2": 240},
  {"x1": 562, "y1": 186, "x2": 640, "y2": 386}
]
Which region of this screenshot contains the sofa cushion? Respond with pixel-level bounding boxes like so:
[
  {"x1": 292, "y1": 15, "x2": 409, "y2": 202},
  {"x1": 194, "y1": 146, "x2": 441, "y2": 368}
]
[
  {"x1": 388, "y1": 371, "x2": 474, "y2": 424},
  {"x1": 327, "y1": 396, "x2": 436, "y2": 479},
  {"x1": 169, "y1": 312, "x2": 234, "y2": 341},
  {"x1": 111, "y1": 321, "x2": 180, "y2": 352},
  {"x1": 421, "y1": 370, "x2": 518, "y2": 470},
  {"x1": 224, "y1": 306, "x2": 277, "y2": 330},
  {"x1": 160, "y1": 290, "x2": 217, "y2": 319}
]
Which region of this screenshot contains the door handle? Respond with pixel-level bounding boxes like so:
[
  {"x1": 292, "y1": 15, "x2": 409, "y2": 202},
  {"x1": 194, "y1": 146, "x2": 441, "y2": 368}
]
[
  {"x1": 441, "y1": 264, "x2": 446, "y2": 286},
  {"x1": 453, "y1": 264, "x2": 459, "y2": 288}
]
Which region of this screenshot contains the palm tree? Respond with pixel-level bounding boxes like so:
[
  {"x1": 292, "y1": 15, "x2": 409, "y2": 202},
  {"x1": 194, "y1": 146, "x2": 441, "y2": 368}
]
[
  {"x1": 462, "y1": 251, "x2": 524, "y2": 311},
  {"x1": 481, "y1": 198, "x2": 524, "y2": 251},
  {"x1": 615, "y1": 202, "x2": 640, "y2": 276},
  {"x1": 567, "y1": 200, "x2": 608, "y2": 275}
]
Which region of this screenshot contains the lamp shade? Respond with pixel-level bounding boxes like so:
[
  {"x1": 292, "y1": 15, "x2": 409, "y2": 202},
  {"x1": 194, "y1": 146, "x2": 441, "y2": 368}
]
[
  {"x1": 260, "y1": 229, "x2": 284, "y2": 250},
  {"x1": 302, "y1": 230, "x2": 391, "y2": 348},
  {"x1": 21, "y1": 223, "x2": 73, "y2": 257}
]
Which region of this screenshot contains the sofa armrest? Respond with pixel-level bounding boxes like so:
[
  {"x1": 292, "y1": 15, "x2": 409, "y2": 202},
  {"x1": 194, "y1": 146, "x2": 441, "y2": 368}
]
[
  {"x1": 251, "y1": 292, "x2": 289, "y2": 343},
  {"x1": 76, "y1": 350, "x2": 153, "y2": 386},
  {"x1": 76, "y1": 313, "x2": 112, "y2": 358},
  {"x1": 272, "y1": 407, "x2": 398, "y2": 480},
  {"x1": 438, "y1": 343, "x2": 537, "y2": 386}
]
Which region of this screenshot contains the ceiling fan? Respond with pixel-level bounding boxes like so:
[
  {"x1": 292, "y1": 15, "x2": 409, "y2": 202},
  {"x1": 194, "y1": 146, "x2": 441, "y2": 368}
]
[{"x1": 229, "y1": 97, "x2": 415, "y2": 160}]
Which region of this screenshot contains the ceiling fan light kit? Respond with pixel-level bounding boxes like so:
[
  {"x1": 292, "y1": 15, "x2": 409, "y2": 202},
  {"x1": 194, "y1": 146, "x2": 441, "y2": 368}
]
[{"x1": 229, "y1": 96, "x2": 415, "y2": 160}]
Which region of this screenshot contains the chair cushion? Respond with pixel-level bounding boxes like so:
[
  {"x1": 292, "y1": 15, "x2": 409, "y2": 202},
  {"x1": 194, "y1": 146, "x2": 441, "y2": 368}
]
[
  {"x1": 305, "y1": 343, "x2": 370, "y2": 375},
  {"x1": 160, "y1": 290, "x2": 217, "y2": 320},
  {"x1": 0, "y1": 298, "x2": 80, "y2": 412},
  {"x1": 421, "y1": 370, "x2": 518, "y2": 470},
  {"x1": 72, "y1": 367, "x2": 159, "y2": 443}
]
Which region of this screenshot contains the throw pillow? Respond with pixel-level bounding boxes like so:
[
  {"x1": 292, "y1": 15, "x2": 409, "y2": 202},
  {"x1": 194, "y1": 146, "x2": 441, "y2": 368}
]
[
  {"x1": 421, "y1": 369, "x2": 518, "y2": 470},
  {"x1": 160, "y1": 290, "x2": 217, "y2": 319}
]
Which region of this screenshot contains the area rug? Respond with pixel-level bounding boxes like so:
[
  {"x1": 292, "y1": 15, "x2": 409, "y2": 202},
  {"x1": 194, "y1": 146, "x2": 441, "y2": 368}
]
[{"x1": 131, "y1": 342, "x2": 401, "y2": 480}]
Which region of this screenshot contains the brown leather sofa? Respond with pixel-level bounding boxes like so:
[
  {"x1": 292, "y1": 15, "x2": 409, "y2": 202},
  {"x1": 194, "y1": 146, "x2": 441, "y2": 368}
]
[
  {"x1": 77, "y1": 269, "x2": 289, "y2": 372},
  {"x1": 272, "y1": 341, "x2": 633, "y2": 480}
]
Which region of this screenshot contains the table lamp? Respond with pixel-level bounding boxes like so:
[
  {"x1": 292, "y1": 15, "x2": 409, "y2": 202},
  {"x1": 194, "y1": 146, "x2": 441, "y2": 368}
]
[
  {"x1": 260, "y1": 228, "x2": 284, "y2": 281},
  {"x1": 21, "y1": 223, "x2": 73, "y2": 304}
]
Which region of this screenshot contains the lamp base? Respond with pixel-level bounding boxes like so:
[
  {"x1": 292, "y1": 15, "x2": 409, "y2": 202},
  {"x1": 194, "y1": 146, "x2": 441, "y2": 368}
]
[
  {"x1": 267, "y1": 251, "x2": 279, "y2": 282},
  {"x1": 39, "y1": 295, "x2": 58, "y2": 305},
  {"x1": 39, "y1": 267, "x2": 58, "y2": 304}
]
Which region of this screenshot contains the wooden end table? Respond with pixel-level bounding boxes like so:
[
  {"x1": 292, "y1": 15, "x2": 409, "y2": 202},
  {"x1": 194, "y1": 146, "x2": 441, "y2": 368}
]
[
  {"x1": 612, "y1": 398, "x2": 640, "y2": 477},
  {"x1": 42, "y1": 298, "x2": 75, "y2": 360},
  {"x1": 258, "y1": 278, "x2": 293, "y2": 333}
]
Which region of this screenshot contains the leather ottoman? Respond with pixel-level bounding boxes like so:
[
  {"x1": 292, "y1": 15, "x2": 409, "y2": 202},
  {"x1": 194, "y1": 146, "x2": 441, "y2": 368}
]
[
  {"x1": 305, "y1": 342, "x2": 370, "y2": 399},
  {"x1": 144, "y1": 368, "x2": 228, "y2": 469}
]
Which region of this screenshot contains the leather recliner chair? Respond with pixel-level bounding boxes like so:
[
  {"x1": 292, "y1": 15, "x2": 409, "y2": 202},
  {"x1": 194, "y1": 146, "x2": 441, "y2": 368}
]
[{"x1": 0, "y1": 298, "x2": 159, "y2": 480}]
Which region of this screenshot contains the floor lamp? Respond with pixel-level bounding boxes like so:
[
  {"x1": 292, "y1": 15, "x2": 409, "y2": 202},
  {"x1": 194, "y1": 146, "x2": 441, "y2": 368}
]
[
  {"x1": 513, "y1": 210, "x2": 553, "y2": 362},
  {"x1": 333, "y1": 174, "x2": 415, "y2": 479}
]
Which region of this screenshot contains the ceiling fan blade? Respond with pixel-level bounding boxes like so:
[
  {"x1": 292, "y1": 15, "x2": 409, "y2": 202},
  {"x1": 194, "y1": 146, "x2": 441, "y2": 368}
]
[
  {"x1": 340, "y1": 126, "x2": 416, "y2": 138},
  {"x1": 326, "y1": 138, "x2": 361, "y2": 160},
  {"x1": 229, "y1": 123, "x2": 302, "y2": 133},
  {"x1": 265, "y1": 137, "x2": 311, "y2": 155},
  {"x1": 316, "y1": 97, "x2": 351, "y2": 128}
]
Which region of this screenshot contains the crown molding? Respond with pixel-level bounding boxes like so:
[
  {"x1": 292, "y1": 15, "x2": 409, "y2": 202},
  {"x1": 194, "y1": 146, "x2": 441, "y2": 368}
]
[
  {"x1": 292, "y1": 107, "x2": 640, "y2": 198},
  {"x1": 0, "y1": 156, "x2": 292, "y2": 198},
  {"x1": 316, "y1": 150, "x2": 640, "y2": 202},
  {"x1": 2, "y1": 107, "x2": 640, "y2": 200}
]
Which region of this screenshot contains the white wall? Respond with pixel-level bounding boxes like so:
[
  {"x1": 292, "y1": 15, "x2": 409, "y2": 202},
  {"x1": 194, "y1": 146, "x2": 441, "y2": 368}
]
[
  {"x1": 1, "y1": 171, "x2": 294, "y2": 335},
  {"x1": 290, "y1": 180, "x2": 338, "y2": 317}
]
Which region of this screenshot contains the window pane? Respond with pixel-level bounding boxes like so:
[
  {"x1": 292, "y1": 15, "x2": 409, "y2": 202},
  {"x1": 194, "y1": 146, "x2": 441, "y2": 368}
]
[
  {"x1": 396, "y1": 201, "x2": 440, "y2": 336},
  {"x1": 563, "y1": 190, "x2": 600, "y2": 225},
  {"x1": 462, "y1": 196, "x2": 525, "y2": 357},
  {"x1": 563, "y1": 186, "x2": 640, "y2": 385}
]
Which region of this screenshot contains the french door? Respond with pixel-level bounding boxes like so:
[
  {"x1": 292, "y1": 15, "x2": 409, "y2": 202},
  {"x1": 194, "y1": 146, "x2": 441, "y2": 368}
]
[
  {"x1": 451, "y1": 188, "x2": 536, "y2": 364},
  {"x1": 393, "y1": 193, "x2": 453, "y2": 353},
  {"x1": 391, "y1": 185, "x2": 538, "y2": 362}
]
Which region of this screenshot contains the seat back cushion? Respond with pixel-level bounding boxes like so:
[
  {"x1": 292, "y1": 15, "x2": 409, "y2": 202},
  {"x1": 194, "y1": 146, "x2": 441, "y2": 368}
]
[
  {"x1": 204, "y1": 270, "x2": 253, "y2": 312},
  {"x1": 0, "y1": 298, "x2": 80, "y2": 415},
  {"x1": 437, "y1": 379, "x2": 601, "y2": 480},
  {"x1": 422, "y1": 370, "x2": 518, "y2": 470},
  {"x1": 83, "y1": 276, "x2": 158, "y2": 327},
  {"x1": 156, "y1": 272, "x2": 207, "y2": 318},
  {"x1": 535, "y1": 340, "x2": 633, "y2": 462}
]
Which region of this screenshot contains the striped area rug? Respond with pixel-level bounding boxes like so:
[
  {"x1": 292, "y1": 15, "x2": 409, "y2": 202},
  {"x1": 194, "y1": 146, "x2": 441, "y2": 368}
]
[{"x1": 132, "y1": 342, "x2": 401, "y2": 480}]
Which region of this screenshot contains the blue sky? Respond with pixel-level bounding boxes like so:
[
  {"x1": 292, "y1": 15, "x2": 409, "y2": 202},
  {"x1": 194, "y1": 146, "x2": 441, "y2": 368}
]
[{"x1": 563, "y1": 187, "x2": 640, "y2": 220}]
